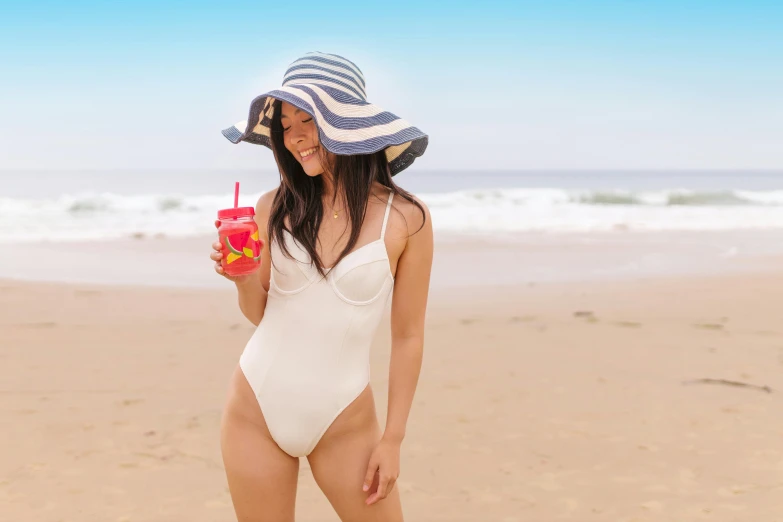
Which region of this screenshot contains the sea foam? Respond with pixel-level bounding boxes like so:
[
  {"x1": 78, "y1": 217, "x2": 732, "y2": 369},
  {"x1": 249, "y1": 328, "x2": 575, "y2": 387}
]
[{"x1": 5, "y1": 188, "x2": 783, "y2": 242}]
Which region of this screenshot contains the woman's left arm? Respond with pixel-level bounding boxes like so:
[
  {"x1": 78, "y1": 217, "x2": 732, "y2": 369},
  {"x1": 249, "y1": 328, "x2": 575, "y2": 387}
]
[{"x1": 363, "y1": 199, "x2": 433, "y2": 505}]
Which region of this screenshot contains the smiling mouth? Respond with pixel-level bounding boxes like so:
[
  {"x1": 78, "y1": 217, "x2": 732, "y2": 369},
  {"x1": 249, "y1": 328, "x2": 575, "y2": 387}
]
[{"x1": 299, "y1": 146, "x2": 319, "y2": 161}]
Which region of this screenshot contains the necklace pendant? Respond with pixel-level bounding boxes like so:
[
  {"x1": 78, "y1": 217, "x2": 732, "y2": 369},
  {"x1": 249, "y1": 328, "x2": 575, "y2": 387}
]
[{"x1": 333, "y1": 212, "x2": 338, "y2": 219}]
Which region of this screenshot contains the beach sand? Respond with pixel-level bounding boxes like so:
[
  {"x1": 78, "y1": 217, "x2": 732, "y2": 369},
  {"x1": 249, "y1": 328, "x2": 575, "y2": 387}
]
[{"x1": 2, "y1": 249, "x2": 782, "y2": 520}]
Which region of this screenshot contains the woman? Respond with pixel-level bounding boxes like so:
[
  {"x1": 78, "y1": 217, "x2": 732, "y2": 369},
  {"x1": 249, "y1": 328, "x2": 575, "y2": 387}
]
[{"x1": 210, "y1": 52, "x2": 433, "y2": 521}]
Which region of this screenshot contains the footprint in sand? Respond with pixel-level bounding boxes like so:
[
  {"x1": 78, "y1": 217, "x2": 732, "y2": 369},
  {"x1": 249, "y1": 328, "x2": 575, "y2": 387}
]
[
  {"x1": 640, "y1": 500, "x2": 664, "y2": 512},
  {"x1": 22, "y1": 321, "x2": 58, "y2": 329},
  {"x1": 459, "y1": 318, "x2": 478, "y2": 325},
  {"x1": 694, "y1": 323, "x2": 725, "y2": 331},
  {"x1": 613, "y1": 321, "x2": 642, "y2": 328},
  {"x1": 573, "y1": 310, "x2": 599, "y2": 323},
  {"x1": 120, "y1": 399, "x2": 144, "y2": 406}
]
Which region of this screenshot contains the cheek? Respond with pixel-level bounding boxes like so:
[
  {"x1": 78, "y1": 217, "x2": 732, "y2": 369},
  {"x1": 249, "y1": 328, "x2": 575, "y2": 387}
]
[
  {"x1": 284, "y1": 139, "x2": 296, "y2": 156},
  {"x1": 309, "y1": 127, "x2": 320, "y2": 145}
]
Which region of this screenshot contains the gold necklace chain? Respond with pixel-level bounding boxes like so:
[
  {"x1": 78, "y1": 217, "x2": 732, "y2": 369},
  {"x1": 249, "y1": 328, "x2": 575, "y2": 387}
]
[{"x1": 328, "y1": 201, "x2": 344, "y2": 219}]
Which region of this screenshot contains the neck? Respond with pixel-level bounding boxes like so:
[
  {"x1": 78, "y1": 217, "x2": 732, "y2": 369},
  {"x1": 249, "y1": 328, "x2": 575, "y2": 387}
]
[
  {"x1": 320, "y1": 170, "x2": 336, "y2": 197},
  {"x1": 320, "y1": 172, "x2": 342, "y2": 208}
]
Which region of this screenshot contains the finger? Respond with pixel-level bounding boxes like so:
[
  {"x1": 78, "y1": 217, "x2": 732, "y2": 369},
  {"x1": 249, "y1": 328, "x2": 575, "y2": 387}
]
[
  {"x1": 366, "y1": 476, "x2": 390, "y2": 506},
  {"x1": 213, "y1": 241, "x2": 223, "y2": 251},
  {"x1": 214, "y1": 264, "x2": 224, "y2": 275},
  {"x1": 377, "y1": 474, "x2": 391, "y2": 500},
  {"x1": 210, "y1": 251, "x2": 223, "y2": 261},
  {"x1": 362, "y1": 461, "x2": 378, "y2": 493}
]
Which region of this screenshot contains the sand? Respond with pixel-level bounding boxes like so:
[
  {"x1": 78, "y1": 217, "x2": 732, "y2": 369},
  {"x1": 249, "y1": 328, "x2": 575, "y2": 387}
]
[{"x1": 2, "y1": 264, "x2": 783, "y2": 520}]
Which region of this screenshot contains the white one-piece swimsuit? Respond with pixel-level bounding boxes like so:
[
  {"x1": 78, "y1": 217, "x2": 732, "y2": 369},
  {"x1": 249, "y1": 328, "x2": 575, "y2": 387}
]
[{"x1": 239, "y1": 192, "x2": 395, "y2": 457}]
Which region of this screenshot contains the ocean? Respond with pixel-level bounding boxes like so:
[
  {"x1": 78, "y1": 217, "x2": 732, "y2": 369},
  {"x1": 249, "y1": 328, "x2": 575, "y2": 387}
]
[{"x1": 2, "y1": 169, "x2": 783, "y2": 243}]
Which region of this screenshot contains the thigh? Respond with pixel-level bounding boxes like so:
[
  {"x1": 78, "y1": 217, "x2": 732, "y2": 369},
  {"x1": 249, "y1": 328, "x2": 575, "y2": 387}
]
[
  {"x1": 221, "y1": 365, "x2": 299, "y2": 522},
  {"x1": 307, "y1": 385, "x2": 404, "y2": 522}
]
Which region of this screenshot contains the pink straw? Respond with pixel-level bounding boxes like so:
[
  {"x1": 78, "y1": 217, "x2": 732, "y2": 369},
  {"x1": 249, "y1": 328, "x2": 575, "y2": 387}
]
[{"x1": 234, "y1": 181, "x2": 240, "y2": 209}]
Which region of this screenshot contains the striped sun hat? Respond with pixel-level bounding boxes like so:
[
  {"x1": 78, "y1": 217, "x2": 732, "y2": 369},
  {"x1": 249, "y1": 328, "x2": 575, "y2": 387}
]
[{"x1": 221, "y1": 52, "x2": 428, "y2": 176}]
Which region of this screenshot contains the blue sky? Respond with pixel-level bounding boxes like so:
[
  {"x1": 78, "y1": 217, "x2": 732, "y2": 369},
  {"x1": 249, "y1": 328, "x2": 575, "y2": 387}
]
[{"x1": 1, "y1": 0, "x2": 781, "y2": 170}]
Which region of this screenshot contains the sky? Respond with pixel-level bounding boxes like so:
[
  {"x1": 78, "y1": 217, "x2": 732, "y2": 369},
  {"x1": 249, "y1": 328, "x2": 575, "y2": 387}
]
[{"x1": 1, "y1": 0, "x2": 782, "y2": 171}]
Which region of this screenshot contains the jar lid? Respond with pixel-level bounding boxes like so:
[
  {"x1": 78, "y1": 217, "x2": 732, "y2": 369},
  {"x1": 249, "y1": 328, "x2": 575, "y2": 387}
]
[{"x1": 218, "y1": 206, "x2": 255, "y2": 219}]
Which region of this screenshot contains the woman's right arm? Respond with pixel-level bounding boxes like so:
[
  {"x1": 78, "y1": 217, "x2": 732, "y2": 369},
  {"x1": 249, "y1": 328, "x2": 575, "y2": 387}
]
[{"x1": 212, "y1": 189, "x2": 278, "y2": 326}]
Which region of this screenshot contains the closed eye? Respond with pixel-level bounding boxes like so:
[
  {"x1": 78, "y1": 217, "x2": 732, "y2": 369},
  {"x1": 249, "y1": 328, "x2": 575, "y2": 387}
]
[{"x1": 283, "y1": 118, "x2": 314, "y2": 132}]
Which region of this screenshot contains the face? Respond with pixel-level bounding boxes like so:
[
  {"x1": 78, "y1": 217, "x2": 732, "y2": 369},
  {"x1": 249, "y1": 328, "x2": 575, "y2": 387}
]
[{"x1": 280, "y1": 101, "x2": 329, "y2": 177}]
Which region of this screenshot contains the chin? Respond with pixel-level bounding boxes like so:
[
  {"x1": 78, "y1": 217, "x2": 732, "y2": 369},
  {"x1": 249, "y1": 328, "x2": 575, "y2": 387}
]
[{"x1": 302, "y1": 167, "x2": 324, "y2": 177}]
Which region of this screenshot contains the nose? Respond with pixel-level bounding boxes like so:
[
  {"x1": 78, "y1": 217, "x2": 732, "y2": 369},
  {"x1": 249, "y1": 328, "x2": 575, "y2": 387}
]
[{"x1": 288, "y1": 125, "x2": 307, "y2": 147}]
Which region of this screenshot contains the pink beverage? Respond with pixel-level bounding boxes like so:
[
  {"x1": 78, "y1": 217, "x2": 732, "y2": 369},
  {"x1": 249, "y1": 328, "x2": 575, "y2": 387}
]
[{"x1": 217, "y1": 207, "x2": 262, "y2": 276}]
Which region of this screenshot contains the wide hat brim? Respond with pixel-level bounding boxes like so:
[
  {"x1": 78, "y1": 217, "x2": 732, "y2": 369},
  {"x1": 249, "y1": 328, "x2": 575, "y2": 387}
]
[{"x1": 221, "y1": 84, "x2": 428, "y2": 176}]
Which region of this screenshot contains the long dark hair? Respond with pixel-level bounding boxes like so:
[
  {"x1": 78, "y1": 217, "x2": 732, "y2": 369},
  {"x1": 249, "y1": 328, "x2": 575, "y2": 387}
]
[{"x1": 267, "y1": 99, "x2": 426, "y2": 277}]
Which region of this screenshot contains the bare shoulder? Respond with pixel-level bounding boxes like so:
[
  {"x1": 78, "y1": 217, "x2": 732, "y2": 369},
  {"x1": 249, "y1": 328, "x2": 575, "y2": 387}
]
[{"x1": 392, "y1": 192, "x2": 431, "y2": 238}]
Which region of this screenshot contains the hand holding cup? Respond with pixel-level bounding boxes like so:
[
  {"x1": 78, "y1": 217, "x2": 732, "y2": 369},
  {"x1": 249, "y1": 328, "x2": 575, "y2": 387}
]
[{"x1": 211, "y1": 218, "x2": 263, "y2": 283}]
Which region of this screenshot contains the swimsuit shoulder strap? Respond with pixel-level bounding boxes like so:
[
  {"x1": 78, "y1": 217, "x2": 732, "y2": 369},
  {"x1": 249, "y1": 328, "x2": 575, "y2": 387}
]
[{"x1": 380, "y1": 191, "x2": 394, "y2": 240}]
